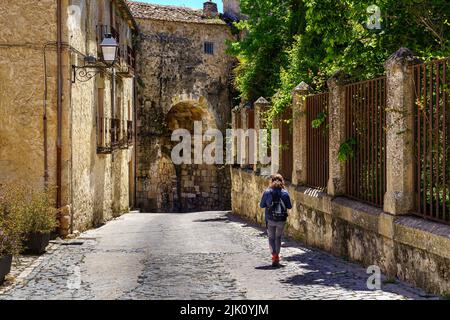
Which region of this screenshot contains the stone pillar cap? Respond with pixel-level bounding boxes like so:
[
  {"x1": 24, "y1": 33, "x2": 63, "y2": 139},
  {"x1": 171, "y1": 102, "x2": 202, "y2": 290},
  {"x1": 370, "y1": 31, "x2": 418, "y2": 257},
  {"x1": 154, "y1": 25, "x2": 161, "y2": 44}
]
[
  {"x1": 293, "y1": 81, "x2": 312, "y2": 93},
  {"x1": 385, "y1": 47, "x2": 421, "y2": 67},
  {"x1": 254, "y1": 97, "x2": 270, "y2": 105},
  {"x1": 244, "y1": 102, "x2": 253, "y2": 109},
  {"x1": 327, "y1": 70, "x2": 351, "y2": 87}
]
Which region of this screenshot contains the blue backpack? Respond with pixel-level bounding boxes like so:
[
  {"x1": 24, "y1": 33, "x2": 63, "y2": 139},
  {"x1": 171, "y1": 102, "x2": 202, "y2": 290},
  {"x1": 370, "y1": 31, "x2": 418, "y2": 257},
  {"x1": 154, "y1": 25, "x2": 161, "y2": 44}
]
[{"x1": 268, "y1": 190, "x2": 288, "y2": 222}]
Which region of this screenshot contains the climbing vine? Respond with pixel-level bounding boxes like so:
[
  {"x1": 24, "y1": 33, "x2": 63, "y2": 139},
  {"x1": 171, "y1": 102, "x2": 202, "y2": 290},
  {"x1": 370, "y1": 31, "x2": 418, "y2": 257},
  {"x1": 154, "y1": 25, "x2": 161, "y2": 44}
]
[
  {"x1": 338, "y1": 138, "x2": 357, "y2": 163},
  {"x1": 311, "y1": 112, "x2": 327, "y2": 129}
]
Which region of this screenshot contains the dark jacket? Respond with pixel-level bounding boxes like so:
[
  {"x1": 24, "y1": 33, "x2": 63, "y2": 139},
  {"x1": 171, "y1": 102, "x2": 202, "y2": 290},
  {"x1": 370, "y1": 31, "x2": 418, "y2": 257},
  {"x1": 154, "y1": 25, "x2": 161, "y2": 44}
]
[{"x1": 260, "y1": 188, "x2": 293, "y2": 222}]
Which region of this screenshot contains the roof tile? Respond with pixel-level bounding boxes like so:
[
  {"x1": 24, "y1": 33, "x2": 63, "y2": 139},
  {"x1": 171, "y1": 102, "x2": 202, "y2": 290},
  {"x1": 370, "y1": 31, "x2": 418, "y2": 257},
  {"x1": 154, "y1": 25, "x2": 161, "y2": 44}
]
[{"x1": 127, "y1": 1, "x2": 226, "y2": 25}]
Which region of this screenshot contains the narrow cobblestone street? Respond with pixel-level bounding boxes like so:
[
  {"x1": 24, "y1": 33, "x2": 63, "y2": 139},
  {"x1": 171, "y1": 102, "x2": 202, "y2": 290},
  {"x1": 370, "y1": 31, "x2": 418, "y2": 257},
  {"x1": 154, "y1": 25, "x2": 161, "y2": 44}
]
[{"x1": 0, "y1": 211, "x2": 438, "y2": 300}]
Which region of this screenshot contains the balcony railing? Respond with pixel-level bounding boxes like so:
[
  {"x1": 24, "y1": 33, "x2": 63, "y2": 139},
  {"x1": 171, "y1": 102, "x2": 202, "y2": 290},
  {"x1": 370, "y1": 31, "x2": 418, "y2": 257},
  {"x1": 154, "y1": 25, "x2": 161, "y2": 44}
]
[
  {"x1": 97, "y1": 116, "x2": 111, "y2": 153},
  {"x1": 127, "y1": 120, "x2": 134, "y2": 145},
  {"x1": 111, "y1": 118, "x2": 121, "y2": 147},
  {"x1": 97, "y1": 117, "x2": 133, "y2": 153},
  {"x1": 118, "y1": 45, "x2": 136, "y2": 76},
  {"x1": 126, "y1": 46, "x2": 135, "y2": 69}
]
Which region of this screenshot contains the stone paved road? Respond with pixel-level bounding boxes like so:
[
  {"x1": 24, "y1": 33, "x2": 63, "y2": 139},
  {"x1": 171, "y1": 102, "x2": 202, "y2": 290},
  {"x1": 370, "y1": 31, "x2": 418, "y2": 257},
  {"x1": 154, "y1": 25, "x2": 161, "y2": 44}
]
[{"x1": 0, "y1": 211, "x2": 439, "y2": 300}]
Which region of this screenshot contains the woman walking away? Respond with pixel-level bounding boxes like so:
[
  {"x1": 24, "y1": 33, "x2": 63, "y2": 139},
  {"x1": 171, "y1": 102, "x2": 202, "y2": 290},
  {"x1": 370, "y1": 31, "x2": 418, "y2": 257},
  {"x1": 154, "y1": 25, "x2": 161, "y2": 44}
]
[{"x1": 259, "y1": 174, "x2": 292, "y2": 267}]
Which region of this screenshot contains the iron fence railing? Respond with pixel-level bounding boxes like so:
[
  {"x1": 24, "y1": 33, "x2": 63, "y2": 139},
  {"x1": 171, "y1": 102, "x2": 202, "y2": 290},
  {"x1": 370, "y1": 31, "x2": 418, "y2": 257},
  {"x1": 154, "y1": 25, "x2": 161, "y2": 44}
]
[
  {"x1": 306, "y1": 92, "x2": 329, "y2": 190},
  {"x1": 247, "y1": 108, "x2": 255, "y2": 130},
  {"x1": 413, "y1": 58, "x2": 450, "y2": 224},
  {"x1": 345, "y1": 77, "x2": 387, "y2": 207}
]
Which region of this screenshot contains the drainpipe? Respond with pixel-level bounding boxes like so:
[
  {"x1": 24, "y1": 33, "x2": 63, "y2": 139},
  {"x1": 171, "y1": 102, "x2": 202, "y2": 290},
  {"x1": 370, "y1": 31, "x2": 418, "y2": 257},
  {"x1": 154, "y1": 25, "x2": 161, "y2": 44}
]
[
  {"x1": 112, "y1": 68, "x2": 116, "y2": 119},
  {"x1": 56, "y1": 0, "x2": 63, "y2": 209},
  {"x1": 111, "y1": 67, "x2": 116, "y2": 165},
  {"x1": 43, "y1": 44, "x2": 50, "y2": 187},
  {"x1": 133, "y1": 76, "x2": 137, "y2": 209}
]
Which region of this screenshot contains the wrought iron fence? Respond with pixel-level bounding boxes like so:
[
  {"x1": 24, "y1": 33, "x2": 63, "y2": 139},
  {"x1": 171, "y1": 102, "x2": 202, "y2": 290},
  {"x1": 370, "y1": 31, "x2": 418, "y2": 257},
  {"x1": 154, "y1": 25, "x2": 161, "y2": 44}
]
[
  {"x1": 247, "y1": 108, "x2": 255, "y2": 130},
  {"x1": 235, "y1": 110, "x2": 242, "y2": 129},
  {"x1": 306, "y1": 92, "x2": 329, "y2": 190},
  {"x1": 344, "y1": 77, "x2": 387, "y2": 207},
  {"x1": 413, "y1": 58, "x2": 450, "y2": 224}
]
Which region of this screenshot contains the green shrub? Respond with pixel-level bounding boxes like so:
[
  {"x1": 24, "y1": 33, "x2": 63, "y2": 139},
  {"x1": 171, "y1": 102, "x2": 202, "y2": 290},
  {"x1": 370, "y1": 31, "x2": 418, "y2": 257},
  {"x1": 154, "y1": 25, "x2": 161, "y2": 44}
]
[
  {"x1": 0, "y1": 184, "x2": 59, "y2": 257},
  {"x1": 0, "y1": 184, "x2": 26, "y2": 257},
  {"x1": 22, "y1": 187, "x2": 59, "y2": 235}
]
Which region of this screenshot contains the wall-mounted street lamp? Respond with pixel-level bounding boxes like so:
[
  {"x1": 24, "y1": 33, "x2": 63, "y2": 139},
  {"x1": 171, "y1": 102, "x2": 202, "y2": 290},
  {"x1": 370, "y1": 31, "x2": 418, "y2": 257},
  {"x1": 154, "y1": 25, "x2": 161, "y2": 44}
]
[
  {"x1": 72, "y1": 34, "x2": 119, "y2": 83},
  {"x1": 100, "y1": 34, "x2": 120, "y2": 64}
]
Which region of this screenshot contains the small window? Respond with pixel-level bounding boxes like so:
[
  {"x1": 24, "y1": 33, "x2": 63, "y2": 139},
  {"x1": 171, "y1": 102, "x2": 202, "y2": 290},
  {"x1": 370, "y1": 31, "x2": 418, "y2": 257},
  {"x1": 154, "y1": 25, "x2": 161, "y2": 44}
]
[{"x1": 204, "y1": 42, "x2": 214, "y2": 55}]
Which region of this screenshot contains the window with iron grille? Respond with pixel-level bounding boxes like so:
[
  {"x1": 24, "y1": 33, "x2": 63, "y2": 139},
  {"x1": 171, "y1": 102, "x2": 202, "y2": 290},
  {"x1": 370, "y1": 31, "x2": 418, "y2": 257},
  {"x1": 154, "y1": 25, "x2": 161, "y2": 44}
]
[{"x1": 204, "y1": 42, "x2": 214, "y2": 55}]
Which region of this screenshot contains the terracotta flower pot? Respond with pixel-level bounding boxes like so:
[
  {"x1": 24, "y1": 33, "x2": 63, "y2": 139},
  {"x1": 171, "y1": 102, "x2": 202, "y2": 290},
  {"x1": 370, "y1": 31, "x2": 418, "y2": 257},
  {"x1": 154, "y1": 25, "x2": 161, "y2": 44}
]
[
  {"x1": 0, "y1": 255, "x2": 12, "y2": 284},
  {"x1": 24, "y1": 233, "x2": 51, "y2": 255}
]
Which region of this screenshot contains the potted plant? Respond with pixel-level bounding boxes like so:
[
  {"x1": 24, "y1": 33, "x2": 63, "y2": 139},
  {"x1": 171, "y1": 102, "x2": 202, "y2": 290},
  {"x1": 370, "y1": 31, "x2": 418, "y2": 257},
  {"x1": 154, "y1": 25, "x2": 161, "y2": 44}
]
[
  {"x1": 22, "y1": 187, "x2": 58, "y2": 255},
  {"x1": 0, "y1": 184, "x2": 25, "y2": 284}
]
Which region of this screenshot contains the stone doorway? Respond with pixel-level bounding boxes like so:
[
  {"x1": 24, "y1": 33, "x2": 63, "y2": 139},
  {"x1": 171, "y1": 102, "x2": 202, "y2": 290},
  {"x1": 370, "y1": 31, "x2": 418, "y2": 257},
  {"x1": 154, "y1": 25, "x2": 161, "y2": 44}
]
[{"x1": 164, "y1": 99, "x2": 221, "y2": 212}]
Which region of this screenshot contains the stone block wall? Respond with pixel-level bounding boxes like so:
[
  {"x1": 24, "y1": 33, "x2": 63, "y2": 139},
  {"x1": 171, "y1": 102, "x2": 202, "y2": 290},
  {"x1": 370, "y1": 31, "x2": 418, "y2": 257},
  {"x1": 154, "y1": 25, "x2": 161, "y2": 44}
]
[
  {"x1": 231, "y1": 168, "x2": 450, "y2": 295},
  {"x1": 68, "y1": 0, "x2": 136, "y2": 231},
  {"x1": 134, "y1": 16, "x2": 235, "y2": 212}
]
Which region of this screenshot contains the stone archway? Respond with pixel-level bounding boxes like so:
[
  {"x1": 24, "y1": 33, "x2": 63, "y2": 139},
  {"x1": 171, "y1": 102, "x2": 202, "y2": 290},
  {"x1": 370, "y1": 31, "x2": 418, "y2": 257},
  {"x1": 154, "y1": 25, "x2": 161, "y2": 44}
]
[
  {"x1": 163, "y1": 97, "x2": 221, "y2": 212},
  {"x1": 136, "y1": 93, "x2": 231, "y2": 213}
]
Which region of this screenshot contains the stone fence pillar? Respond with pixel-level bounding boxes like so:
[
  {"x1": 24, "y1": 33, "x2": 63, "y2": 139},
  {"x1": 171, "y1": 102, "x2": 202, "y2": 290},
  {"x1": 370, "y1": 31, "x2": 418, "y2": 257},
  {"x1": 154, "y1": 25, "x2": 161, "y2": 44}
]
[
  {"x1": 291, "y1": 82, "x2": 311, "y2": 185},
  {"x1": 327, "y1": 71, "x2": 350, "y2": 196},
  {"x1": 383, "y1": 48, "x2": 420, "y2": 215},
  {"x1": 231, "y1": 106, "x2": 240, "y2": 165},
  {"x1": 254, "y1": 97, "x2": 270, "y2": 172},
  {"x1": 240, "y1": 105, "x2": 249, "y2": 168},
  {"x1": 271, "y1": 113, "x2": 281, "y2": 176}
]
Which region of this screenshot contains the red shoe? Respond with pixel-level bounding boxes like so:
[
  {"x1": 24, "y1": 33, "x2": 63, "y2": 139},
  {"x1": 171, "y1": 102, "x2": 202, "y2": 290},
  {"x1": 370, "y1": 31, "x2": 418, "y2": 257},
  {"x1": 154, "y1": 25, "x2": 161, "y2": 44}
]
[{"x1": 272, "y1": 254, "x2": 280, "y2": 267}]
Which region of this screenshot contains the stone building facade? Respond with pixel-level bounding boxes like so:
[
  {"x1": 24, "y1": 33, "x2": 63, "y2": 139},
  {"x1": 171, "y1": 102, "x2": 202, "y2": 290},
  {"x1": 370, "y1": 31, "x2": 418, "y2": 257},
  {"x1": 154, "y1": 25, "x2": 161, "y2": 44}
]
[
  {"x1": 128, "y1": 1, "x2": 236, "y2": 212},
  {"x1": 0, "y1": 0, "x2": 138, "y2": 233}
]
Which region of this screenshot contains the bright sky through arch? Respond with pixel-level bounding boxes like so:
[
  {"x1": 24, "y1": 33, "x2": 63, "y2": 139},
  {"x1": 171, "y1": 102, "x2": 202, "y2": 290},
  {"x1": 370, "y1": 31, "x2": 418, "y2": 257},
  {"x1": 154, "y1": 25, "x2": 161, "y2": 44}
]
[{"x1": 135, "y1": 0, "x2": 224, "y2": 12}]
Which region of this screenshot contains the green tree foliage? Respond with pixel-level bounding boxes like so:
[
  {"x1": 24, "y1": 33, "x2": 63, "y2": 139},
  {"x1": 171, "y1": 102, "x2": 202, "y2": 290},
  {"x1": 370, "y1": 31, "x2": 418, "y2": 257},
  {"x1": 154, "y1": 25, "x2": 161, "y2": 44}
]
[
  {"x1": 229, "y1": 0, "x2": 449, "y2": 116},
  {"x1": 227, "y1": 0, "x2": 306, "y2": 102}
]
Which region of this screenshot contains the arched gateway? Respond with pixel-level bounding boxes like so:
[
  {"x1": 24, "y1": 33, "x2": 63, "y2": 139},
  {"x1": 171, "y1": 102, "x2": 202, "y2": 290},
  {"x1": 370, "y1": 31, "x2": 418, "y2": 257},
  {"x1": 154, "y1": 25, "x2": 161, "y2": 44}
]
[{"x1": 130, "y1": 2, "x2": 235, "y2": 213}]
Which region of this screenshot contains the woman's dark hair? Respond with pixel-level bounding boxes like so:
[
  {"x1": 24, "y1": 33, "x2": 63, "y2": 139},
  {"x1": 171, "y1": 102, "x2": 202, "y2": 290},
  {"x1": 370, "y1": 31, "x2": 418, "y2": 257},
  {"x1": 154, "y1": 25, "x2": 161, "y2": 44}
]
[{"x1": 270, "y1": 174, "x2": 285, "y2": 189}]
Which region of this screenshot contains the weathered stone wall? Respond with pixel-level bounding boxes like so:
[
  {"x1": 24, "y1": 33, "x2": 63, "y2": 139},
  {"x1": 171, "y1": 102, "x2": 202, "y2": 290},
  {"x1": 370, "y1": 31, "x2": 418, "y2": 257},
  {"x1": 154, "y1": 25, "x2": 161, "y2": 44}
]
[
  {"x1": 231, "y1": 168, "x2": 450, "y2": 295},
  {"x1": 0, "y1": 0, "x2": 60, "y2": 193},
  {"x1": 68, "y1": 0, "x2": 136, "y2": 231},
  {"x1": 135, "y1": 17, "x2": 235, "y2": 212},
  {"x1": 0, "y1": 0, "x2": 136, "y2": 233}
]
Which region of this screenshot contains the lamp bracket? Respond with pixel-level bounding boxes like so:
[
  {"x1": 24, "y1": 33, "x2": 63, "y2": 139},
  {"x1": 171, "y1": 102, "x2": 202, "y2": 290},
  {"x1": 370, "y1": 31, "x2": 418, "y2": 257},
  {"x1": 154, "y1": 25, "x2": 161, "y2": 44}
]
[{"x1": 72, "y1": 65, "x2": 107, "y2": 83}]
